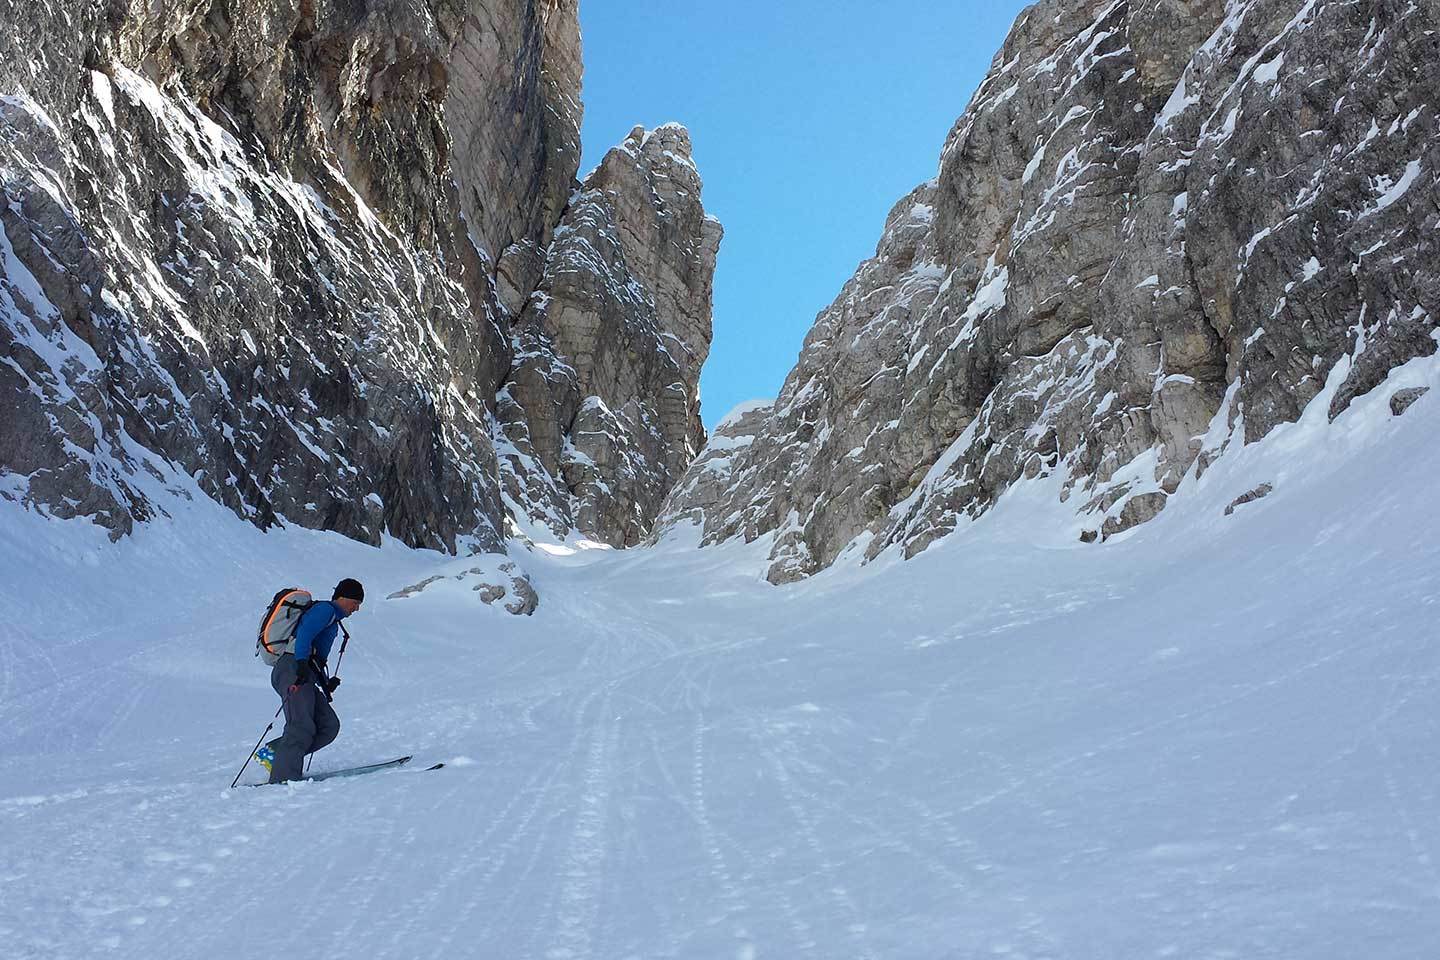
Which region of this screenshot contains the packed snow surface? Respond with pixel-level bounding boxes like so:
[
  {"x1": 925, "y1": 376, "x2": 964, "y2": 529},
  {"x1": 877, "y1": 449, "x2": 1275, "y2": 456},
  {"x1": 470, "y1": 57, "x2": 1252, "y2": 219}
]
[{"x1": 2, "y1": 358, "x2": 1438, "y2": 959}]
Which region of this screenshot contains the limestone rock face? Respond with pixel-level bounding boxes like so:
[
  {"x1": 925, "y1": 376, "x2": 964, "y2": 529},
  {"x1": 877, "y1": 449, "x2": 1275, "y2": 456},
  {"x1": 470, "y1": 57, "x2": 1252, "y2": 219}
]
[
  {"x1": 660, "y1": 399, "x2": 774, "y2": 534},
  {"x1": 1389, "y1": 386, "x2": 1429, "y2": 417},
  {"x1": 1224, "y1": 482, "x2": 1274, "y2": 516},
  {"x1": 0, "y1": 1, "x2": 718, "y2": 571},
  {"x1": 448, "y1": 0, "x2": 583, "y2": 317},
  {"x1": 498, "y1": 123, "x2": 721, "y2": 546},
  {"x1": 658, "y1": 0, "x2": 1439, "y2": 582}
]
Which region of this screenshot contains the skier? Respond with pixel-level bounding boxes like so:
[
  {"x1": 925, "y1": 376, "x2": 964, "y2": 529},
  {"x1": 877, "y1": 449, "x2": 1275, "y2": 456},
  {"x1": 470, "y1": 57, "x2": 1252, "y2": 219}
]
[{"x1": 256, "y1": 578, "x2": 365, "y2": 783}]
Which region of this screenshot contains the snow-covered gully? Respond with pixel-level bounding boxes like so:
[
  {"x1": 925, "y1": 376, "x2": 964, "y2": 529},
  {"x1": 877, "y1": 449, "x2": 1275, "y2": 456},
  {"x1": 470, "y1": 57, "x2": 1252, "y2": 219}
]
[{"x1": 3, "y1": 364, "x2": 1439, "y2": 959}]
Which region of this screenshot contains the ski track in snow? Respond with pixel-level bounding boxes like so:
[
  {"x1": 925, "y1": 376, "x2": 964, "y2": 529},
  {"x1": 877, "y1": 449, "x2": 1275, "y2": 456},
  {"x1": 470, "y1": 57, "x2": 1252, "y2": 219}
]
[{"x1": 3, "y1": 364, "x2": 1440, "y2": 958}]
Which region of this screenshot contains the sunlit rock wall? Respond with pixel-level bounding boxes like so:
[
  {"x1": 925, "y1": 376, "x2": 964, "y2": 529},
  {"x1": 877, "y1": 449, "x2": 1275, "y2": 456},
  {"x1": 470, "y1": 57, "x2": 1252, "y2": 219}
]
[{"x1": 659, "y1": 0, "x2": 1438, "y2": 583}]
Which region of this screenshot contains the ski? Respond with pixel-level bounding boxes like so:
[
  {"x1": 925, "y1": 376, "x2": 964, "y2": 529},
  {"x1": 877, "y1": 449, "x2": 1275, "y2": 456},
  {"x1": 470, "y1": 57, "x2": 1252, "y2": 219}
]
[
  {"x1": 304, "y1": 755, "x2": 413, "y2": 781},
  {"x1": 242, "y1": 756, "x2": 443, "y2": 786},
  {"x1": 306, "y1": 758, "x2": 446, "y2": 781}
]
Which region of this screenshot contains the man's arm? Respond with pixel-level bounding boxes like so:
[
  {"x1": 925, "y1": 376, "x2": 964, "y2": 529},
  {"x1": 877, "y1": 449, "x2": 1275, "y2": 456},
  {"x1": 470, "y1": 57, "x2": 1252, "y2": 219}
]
[{"x1": 292, "y1": 603, "x2": 332, "y2": 663}]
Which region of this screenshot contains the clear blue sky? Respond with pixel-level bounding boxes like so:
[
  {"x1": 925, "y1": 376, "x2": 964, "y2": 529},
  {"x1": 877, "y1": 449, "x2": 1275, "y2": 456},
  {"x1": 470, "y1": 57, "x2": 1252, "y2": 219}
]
[{"x1": 578, "y1": 1, "x2": 1032, "y2": 429}]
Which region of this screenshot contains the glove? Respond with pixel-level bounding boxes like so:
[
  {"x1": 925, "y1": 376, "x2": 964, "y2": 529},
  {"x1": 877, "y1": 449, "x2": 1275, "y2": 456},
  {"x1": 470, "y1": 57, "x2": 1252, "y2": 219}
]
[
  {"x1": 293, "y1": 658, "x2": 315, "y2": 686},
  {"x1": 324, "y1": 676, "x2": 341, "y2": 695}
]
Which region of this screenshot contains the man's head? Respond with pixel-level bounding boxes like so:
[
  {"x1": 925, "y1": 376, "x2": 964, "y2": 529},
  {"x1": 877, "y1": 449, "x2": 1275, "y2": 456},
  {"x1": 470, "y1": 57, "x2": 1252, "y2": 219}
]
[{"x1": 333, "y1": 578, "x2": 365, "y2": 615}]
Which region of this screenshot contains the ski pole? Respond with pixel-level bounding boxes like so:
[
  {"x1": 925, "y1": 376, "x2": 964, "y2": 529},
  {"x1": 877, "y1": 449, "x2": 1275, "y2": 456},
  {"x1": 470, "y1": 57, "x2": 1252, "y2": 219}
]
[
  {"x1": 331, "y1": 622, "x2": 351, "y2": 680},
  {"x1": 230, "y1": 685, "x2": 295, "y2": 789}
]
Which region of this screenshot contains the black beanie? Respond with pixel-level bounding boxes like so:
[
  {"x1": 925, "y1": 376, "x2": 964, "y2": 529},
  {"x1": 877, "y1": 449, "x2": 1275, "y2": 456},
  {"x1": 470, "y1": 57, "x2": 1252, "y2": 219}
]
[{"x1": 334, "y1": 578, "x2": 365, "y2": 603}]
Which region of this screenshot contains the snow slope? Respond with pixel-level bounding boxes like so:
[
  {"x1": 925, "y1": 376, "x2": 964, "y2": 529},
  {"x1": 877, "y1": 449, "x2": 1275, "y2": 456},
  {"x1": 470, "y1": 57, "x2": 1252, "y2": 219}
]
[{"x1": 2, "y1": 353, "x2": 1438, "y2": 959}]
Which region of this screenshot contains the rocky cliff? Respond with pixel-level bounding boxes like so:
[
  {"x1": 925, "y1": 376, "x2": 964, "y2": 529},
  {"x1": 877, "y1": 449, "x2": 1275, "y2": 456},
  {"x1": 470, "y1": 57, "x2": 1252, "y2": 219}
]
[
  {"x1": 0, "y1": 1, "x2": 719, "y2": 580},
  {"x1": 659, "y1": 0, "x2": 1438, "y2": 583},
  {"x1": 497, "y1": 123, "x2": 721, "y2": 546}
]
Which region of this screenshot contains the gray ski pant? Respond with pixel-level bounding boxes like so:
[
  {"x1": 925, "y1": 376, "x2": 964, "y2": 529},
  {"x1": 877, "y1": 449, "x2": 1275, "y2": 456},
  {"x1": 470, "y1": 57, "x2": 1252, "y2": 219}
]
[{"x1": 266, "y1": 653, "x2": 339, "y2": 783}]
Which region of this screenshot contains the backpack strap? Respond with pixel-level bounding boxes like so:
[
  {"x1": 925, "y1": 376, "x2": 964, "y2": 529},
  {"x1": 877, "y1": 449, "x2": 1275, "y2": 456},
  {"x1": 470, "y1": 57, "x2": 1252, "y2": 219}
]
[{"x1": 282, "y1": 598, "x2": 317, "y2": 642}]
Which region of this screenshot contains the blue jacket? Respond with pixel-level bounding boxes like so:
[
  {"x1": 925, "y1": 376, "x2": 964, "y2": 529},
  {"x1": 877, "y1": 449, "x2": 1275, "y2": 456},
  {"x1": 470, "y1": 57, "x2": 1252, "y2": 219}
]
[{"x1": 292, "y1": 600, "x2": 348, "y2": 664}]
